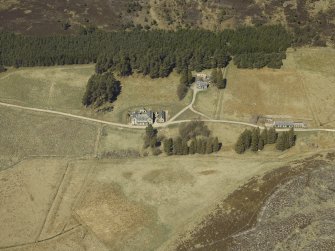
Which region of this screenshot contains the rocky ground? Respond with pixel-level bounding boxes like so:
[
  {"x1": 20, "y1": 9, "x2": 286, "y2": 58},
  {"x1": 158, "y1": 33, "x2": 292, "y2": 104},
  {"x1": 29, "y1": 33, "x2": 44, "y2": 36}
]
[{"x1": 175, "y1": 152, "x2": 335, "y2": 251}]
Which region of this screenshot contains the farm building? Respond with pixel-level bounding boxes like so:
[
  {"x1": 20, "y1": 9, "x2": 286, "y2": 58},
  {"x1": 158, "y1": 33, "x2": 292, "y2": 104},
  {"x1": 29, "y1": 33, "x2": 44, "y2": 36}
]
[
  {"x1": 272, "y1": 121, "x2": 306, "y2": 128},
  {"x1": 155, "y1": 111, "x2": 166, "y2": 123},
  {"x1": 196, "y1": 73, "x2": 209, "y2": 80},
  {"x1": 196, "y1": 81, "x2": 209, "y2": 90},
  {"x1": 292, "y1": 122, "x2": 306, "y2": 128},
  {"x1": 129, "y1": 108, "x2": 154, "y2": 126}
]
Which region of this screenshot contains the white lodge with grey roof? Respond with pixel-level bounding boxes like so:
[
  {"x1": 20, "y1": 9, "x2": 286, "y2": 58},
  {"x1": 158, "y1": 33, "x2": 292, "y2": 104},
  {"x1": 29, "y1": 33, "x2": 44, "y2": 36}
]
[
  {"x1": 129, "y1": 108, "x2": 154, "y2": 126},
  {"x1": 129, "y1": 109, "x2": 167, "y2": 126}
]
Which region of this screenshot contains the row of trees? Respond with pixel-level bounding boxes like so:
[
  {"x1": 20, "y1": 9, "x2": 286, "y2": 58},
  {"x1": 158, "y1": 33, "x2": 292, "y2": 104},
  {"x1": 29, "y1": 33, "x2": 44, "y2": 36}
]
[
  {"x1": 143, "y1": 121, "x2": 221, "y2": 156},
  {"x1": 0, "y1": 25, "x2": 292, "y2": 76},
  {"x1": 177, "y1": 69, "x2": 194, "y2": 100},
  {"x1": 235, "y1": 127, "x2": 296, "y2": 154},
  {"x1": 163, "y1": 136, "x2": 220, "y2": 155},
  {"x1": 235, "y1": 127, "x2": 277, "y2": 154}
]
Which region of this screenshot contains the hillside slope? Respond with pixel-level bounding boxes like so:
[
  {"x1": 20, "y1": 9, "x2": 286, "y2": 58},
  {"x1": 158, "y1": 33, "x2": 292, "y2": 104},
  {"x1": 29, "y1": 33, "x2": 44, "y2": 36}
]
[{"x1": 1, "y1": 0, "x2": 334, "y2": 45}]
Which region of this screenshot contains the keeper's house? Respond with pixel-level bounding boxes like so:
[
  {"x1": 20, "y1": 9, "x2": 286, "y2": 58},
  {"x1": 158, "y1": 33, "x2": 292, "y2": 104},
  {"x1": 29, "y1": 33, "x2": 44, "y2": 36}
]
[{"x1": 129, "y1": 109, "x2": 154, "y2": 126}]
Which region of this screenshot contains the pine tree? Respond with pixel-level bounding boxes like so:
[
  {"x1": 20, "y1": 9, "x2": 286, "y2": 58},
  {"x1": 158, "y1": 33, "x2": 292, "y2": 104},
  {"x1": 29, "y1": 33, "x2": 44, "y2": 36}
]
[
  {"x1": 288, "y1": 128, "x2": 295, "y2": 147},
  {"x1": 187, "y1": 70, "x2": 194, "y2": 86},
  {"x1": 196, "y1": 138, "x2": 203, "y2": 154},
  {"x1": 217, "y1": 69, "x2": 224, "y2": 88},
  {"x1": 268, "y1": 127, "x2": 277, "y2": 144},
  {"x1": 150, "y1": 135, "x2": 158, "y2": 148},
  {"x1": 201, "y1": 140, "x2": 207, "y2": 154},
  {"x1": 144, "y1": 124, "x2": 157, "y2": 148},
  {"x1": 206, "y1": 138, "x2": 213, "y2": 154},
  {"x1": 118, "y1": 57, "x2": 132, "y2": 76},
  {"x1": 223, "y1": 78, "x2": 227, "y2": 89},
  {"x1": 211, "y1": 68, "x2": 218, "y2": 84},
  {"x1": 283, "y1": 132, "x2": 290, "y2": 150},
  {"x1": 242, "y1": 129, "x2": 252, "y2": 149},
  {"x1": 177, "y1": 83, "x2": 188, "y2": 100},
  {"x1": 258, "y1": 137, "x2": 264, "y2": 150},
  {"x1": 146, "y1": 124, "x2": 155, "y2": 138},
  {"x1": 189, "y1": 140, "x2": 196, "y2": 154},
  {"x1": 173, "y1": 137, "x2": 183, "y2": 155},
  {"x1": 235, "y1": 135, "x2": 245, "y2": 154},
  {"x1": 182, "y1": 140, "x2": 189, "y2": 155},
  {"x1": 180, "y1": 70, "x2": 188, "y2": 85},
  {"x1": 149, "y1": 62, "x2": 160, "y2": 78},
  {"x1": 163, "y1": 138, "x2": 173, "y2": 155},
  {"x1": 213, "y1": 137, "x2": 220, "y2": 152},
  {"x1": 260, "y1": 127, "x2": 268, "y2": 145},
  {"x1": 251, "y1": 128, "x2": 260, "y2": 152},
  {"x1": 276, "y1": 133, "x2": 286, "y2": 151}
]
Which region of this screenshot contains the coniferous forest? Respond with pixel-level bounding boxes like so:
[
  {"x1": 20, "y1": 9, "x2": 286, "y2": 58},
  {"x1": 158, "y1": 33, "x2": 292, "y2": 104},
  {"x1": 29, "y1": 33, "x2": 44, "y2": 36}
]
[
  {"x1": 0, "y1": 25, "x2": 292, "y2": 77},
  {"x1": 82, "y1": 71, "x2": 121, "y2": 107}
]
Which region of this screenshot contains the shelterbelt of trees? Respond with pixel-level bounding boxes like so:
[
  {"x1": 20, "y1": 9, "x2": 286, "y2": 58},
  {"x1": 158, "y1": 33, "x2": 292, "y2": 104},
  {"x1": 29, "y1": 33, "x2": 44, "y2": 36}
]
[{"x1": 0, "y1": 25, "x2": 292, "y2": 78}]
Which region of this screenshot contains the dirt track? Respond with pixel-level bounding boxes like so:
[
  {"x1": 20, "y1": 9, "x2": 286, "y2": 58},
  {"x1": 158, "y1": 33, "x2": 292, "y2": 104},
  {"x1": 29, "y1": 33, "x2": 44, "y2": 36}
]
[{"x1": 0, "y1": 97, "x2": 334, "y2": 132}]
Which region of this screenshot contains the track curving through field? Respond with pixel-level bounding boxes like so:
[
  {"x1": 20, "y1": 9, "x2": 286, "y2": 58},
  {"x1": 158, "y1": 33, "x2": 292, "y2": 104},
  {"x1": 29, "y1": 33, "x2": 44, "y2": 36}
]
[{"x1": 0, "y1": 88, "x2": 335, "y2": 133}]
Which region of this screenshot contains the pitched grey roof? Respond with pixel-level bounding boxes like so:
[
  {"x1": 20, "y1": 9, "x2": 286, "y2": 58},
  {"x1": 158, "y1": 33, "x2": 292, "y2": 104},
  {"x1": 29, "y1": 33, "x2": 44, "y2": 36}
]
[
  {"x1": 130, "y1": 110, "x2": 153, "y2": 123},
  {"x1": 273, "y1": 121, "x2": 294, "y2": 127},
  {"x1": 156, "y1": 111, "x2": 166, "y2": 118},
  {"x1": 196, "y1": 81, "x2": 208, "y2": 87}
]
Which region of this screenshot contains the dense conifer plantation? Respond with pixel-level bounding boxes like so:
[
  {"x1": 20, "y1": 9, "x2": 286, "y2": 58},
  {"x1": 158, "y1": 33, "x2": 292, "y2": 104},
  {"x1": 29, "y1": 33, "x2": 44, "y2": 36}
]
[
  {"x1": 0, "y1": 26, "x2": 292, "y2": 107},
  {"x1": 0, "y1": 65, "x2": 6, "y2": 73},
  {"x1": 0, "y1": 25, "x2": 292, "y2": 76}
]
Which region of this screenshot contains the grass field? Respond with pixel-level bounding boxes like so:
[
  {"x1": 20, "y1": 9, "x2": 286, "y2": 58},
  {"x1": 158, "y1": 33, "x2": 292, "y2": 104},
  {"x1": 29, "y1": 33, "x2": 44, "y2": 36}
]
[
  {"x1": 0, "y1": 106, "x2": 98, "y2": 170},
  {"x1": 194, "y1": 47, "x2": 335, "y2": 129},
  {"x1": 0, "y1": 65, "x2": 94, "y2": 109},
  {"x1": 284, "y1": 47, "x2": 335, "y2": 128},
  {"x1": 107, "y1": 72, "x2": 192, "y2": 123},
  {"x1": 0, "y1": 158, "x2": 69, "y2": 247},
  {"x1": 2, "y1": 151, "x2": 333, "y2": 250},
  {"x1": 0, "y1": 154, "x2": 290, "y2": 250},
  {"x1": 0, "y1": 48, "x2": 335, "y2": 250},
  {"x1": 98, "y1": 125, "x2": 145, "y2": 154},
  {"x1": 0, "y1": 66, "x2": 191, "y2": 124}
]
